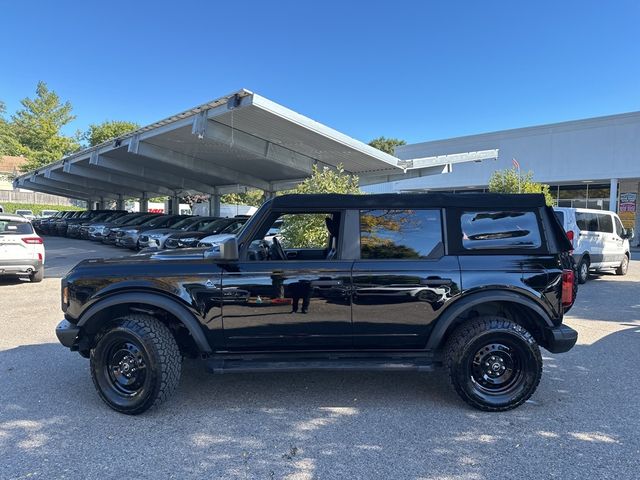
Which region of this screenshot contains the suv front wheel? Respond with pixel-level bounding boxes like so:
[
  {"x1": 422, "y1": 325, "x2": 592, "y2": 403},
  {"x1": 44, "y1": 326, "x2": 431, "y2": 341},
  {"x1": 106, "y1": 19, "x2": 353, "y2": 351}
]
[
  {"x1": 90, "y1": 314, "x2": 182, "y2": 414},
  {"x1": 445, "y1": 317, "x2": 542, "y2": 412}
]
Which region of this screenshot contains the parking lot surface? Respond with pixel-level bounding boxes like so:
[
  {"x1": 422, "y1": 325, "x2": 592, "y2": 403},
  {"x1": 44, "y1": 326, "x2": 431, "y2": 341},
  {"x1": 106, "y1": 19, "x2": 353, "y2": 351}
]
[{"x1": 0, "y1": 241, "x2": 639, "y2": 479}]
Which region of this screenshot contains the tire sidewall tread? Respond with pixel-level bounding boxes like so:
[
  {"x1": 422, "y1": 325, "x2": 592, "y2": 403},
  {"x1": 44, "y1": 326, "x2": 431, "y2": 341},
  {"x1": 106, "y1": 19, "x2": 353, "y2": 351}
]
[
  {"x1": 90, "y1": 313, "x2": 181, "y2": 415},
  {"x1": 444, "y1": 316, "x2": 542, "y2": 412}
]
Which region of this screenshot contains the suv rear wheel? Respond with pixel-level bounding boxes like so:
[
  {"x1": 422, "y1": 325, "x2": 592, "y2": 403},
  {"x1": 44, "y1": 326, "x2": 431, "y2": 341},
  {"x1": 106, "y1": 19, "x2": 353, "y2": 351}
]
[
  {"x1": 29, "y1": 268, "x2": 44, "y2": 283},
  {"x1": 445, "y1": 317, "x2": 542, "y2": 412},
  {"x1": 615, "y1": 254, "x2": 629, "y2": 276},
  {"x1": 577, "y1": 257, "x2": 590, "y2": 284},
  {"x1": 90, "y1": 314, "x2": 181, "y2": 414}
]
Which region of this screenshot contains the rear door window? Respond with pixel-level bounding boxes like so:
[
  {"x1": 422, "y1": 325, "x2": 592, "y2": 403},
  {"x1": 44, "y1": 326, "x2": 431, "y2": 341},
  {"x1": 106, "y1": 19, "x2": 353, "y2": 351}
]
[
  {"x1": 554, "y1": 211, "x2": 564, "y2": 225},
  {"x1": 596, "y1": 213, "x2": 613, "y2": 233},
  {"x1": 461, "y1": 211, "x2": 541, "y2": 250},
  {"x1": 576, "y1": 212, "x2": 598, "y2": 232},
  {"x1": 359, "y1": 209, "x2": 443, "y2": 259}
]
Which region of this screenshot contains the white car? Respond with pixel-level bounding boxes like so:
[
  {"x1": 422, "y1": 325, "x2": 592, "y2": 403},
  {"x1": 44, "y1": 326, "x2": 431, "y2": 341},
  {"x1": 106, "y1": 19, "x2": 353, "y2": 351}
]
[
  {"x1": 14, "y1": 209, "x2": 36, "y2": 221},
  {"x1": 554, "y1": 207, "x2": 633, "y2": 283},
  {"x1": 0, "y1": 214, "x2": 45, "y2": 282}
]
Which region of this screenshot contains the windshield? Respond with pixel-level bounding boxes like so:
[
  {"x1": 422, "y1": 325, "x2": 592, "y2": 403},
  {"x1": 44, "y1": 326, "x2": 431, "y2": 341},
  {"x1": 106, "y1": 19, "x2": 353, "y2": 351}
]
[
  {"x1": 197, "y1": 218, "x2": 233, "y2": 233},
  {"x1": 139, "y1": 215, "x2": 174, "y2": 228},
  {"x1": 0, "y1": 220, "x2": 34, "y2": 234},
  {"x1": 169, "y1": 217, "x2": 199, "y2": 230},
  {"x1": 15, "y1": 210, "x2": 34, "y2": 215},
  {"x1": 222, "y1": 221, "x2": 246, "y2": 234},
  {"x1": 89, "y1": 212, "x2": 110, "y2": 222},
  {"x1": 127, "y1": 214, "x2": 160, "y2": 226}
]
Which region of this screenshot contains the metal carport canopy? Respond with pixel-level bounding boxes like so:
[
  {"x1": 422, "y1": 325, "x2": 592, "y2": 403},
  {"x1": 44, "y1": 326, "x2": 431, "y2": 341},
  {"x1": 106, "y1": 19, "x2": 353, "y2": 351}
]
[{"x1": 13, "y1": 88, "x2": 499, "y2": 201}]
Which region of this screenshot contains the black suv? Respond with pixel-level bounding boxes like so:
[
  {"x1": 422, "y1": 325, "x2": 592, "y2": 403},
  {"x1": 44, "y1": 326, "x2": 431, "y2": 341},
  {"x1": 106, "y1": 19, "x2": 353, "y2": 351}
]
[{"x1": 56, "y1": 193, "x2": 577, "y2": 414}]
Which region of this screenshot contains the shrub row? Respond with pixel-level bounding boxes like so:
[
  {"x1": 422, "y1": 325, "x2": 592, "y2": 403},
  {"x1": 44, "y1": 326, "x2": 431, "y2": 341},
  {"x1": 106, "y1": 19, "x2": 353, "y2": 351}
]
[{"x1": 0, "y1": 202, "x2": 84, "y2": 216}]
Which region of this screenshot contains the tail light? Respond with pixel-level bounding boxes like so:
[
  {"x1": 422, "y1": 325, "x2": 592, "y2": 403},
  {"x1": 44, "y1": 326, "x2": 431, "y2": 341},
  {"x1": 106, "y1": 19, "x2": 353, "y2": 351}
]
[
  {"x1": 37, "y1": 253, "x2": 43, "y2": 261},
  {"x1": 562, "y1": 269, "x2": 574, "y2": 308},
  {"x1": 566, "y1": 230, "x2": 574, "y2": 250},
  {"x1": 22, "y1": 237, "x2": 43, "y2": 244}
]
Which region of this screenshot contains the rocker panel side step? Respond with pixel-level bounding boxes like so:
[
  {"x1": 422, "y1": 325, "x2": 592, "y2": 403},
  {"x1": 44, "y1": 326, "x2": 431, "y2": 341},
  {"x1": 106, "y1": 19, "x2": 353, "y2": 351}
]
[{"x1": 205, "y1": 354, "x2": 435, "y2": 374}]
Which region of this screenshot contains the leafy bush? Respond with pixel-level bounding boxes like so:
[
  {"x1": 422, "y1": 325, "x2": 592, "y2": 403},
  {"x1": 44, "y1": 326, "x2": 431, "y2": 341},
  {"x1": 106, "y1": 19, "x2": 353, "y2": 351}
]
[{"x1": 0, "y1": 202, "x2": 83, "y2": 215}]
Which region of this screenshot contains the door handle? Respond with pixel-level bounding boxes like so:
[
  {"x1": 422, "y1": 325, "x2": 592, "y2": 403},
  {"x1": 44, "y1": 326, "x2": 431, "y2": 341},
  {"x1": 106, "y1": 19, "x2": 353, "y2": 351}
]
[
  {"x1": 311, "y1": 280, "x2": 343, "y2": 287},
  {"x1": 420, "y1": 278, "x2": 453, "y2": 286}
]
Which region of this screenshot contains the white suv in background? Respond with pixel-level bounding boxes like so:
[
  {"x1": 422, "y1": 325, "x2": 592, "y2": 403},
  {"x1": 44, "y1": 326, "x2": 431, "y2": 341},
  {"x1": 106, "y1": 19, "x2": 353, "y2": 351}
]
[
  {"x1": 554, "y1": 207, "x2": 633, "y2": 283},
  {"x1": 0, "y1": 213, "x2": 45, "y2": 282}
]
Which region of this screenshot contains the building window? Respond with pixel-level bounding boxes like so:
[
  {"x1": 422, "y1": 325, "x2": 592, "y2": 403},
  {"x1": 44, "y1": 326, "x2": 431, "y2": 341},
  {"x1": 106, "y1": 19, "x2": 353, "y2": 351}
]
[{"x1": 360, "y1": 209, "x2": 443, "y2": 259}]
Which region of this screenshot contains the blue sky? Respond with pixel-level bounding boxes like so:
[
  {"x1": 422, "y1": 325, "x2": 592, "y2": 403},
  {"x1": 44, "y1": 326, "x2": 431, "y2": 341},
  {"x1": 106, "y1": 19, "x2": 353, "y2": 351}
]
[{"x1": 1, "y1": 0, "x2": 639, "y2": 144}]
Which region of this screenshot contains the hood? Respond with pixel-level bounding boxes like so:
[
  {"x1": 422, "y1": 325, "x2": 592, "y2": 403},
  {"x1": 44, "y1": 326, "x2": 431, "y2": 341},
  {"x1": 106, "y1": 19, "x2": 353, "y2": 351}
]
[
  {"x1": 167, "y1": 231, "x2": 209, "y2": 240},
  {"x1": 142, "y1": 228, "x2": 180, "y2": 237},
  {"x1": 198, "y1": 233, "x2": 236, "y2": 244},
  {"x1": 74, "y1": 247, "x2": 208, "y2": 269}
]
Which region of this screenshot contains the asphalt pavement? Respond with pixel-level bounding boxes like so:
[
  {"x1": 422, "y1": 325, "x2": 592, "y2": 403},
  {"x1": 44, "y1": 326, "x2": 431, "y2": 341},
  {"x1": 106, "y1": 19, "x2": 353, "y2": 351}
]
[{"x1": 0, "y1": 239, "x2": 638, "y2": 479}]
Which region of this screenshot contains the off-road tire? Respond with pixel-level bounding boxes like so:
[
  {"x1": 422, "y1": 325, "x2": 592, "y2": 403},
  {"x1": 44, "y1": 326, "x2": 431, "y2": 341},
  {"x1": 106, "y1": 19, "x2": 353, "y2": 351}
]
[
  {"x1": 90, "y1": 314, "x2": 181, "y2": 415},
  {"x1": 445, "y1": 316, "x2": 542, "y2": 412},
  {"x1": 615, "y1": 254, "x2": 629, "y2": 276},
  {"x1": 29, "y1": 268, "x2": 44, "y2": 283},
  {"x1": 577, "y1": 257, "x2": 590, "y2": 284}
]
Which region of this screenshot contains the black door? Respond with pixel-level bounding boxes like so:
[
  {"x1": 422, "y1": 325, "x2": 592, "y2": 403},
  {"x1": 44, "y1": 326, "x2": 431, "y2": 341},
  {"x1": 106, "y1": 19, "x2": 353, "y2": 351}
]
[
  {"x1": 351, "y1": 208, "x2": 461, "y2": 349},
  {"x1": 220, "y1": 260, "x2": 353, "y2": 350}
]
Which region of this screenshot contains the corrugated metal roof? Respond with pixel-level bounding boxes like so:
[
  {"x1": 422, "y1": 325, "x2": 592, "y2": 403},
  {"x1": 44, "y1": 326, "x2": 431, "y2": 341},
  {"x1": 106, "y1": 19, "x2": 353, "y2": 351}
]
[{"x1": 13, "y1": 89, "x2": 405, "y2": 200}]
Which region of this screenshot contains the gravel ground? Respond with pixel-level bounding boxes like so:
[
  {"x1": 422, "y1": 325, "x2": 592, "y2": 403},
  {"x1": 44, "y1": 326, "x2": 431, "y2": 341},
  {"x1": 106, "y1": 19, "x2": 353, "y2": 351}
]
[{"x1": 0, "y1": 239, "x2": 638, "y2": 479}]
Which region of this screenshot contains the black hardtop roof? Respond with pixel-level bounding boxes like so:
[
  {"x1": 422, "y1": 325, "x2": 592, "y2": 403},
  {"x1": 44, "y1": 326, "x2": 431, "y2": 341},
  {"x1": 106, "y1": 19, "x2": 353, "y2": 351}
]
[{"x1": 270, "y1": 193, "x2": 547, "y2": 209}]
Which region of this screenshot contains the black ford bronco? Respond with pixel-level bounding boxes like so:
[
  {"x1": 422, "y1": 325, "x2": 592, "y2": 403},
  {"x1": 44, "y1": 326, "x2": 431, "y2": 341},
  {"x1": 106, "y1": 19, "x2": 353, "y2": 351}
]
[{"x1": 56, "y1": 193, "x2": 578, "y2": 414}]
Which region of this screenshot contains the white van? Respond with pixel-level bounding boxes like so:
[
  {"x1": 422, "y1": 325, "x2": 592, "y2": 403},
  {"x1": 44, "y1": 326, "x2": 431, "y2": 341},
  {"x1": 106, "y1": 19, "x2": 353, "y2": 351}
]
[{"x1": 554, "y1": 207, "x2": 634, "y2": 283}]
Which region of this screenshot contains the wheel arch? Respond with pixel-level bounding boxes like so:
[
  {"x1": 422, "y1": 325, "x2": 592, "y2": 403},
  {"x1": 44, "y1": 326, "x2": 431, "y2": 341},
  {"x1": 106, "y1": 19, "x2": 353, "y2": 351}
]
[
  {"x1": 427, "y1": 290, "x2": 555, "y2": 351},
  {"x1": 77, "y1": 292, "x2": 212, "y2": 355}
]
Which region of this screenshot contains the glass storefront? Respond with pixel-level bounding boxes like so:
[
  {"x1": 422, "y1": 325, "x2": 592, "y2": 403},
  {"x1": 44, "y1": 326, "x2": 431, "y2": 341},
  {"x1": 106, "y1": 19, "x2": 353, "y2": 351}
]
[{"x1": 555, "y1": 184, "x2": 611, "y2": 210}]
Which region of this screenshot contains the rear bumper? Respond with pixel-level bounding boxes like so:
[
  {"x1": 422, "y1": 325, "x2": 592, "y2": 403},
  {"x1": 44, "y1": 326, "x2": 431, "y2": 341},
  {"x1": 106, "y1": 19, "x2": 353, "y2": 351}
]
[
  {"x1": 56, "y1": 319, "x2": 80, "y2": 349},
  {"x1": 544, "y1": 324, "x2": 578, "y2": 353},
  {"x1": 0, "y1": 259, "x2": 41, "y2": 275}
]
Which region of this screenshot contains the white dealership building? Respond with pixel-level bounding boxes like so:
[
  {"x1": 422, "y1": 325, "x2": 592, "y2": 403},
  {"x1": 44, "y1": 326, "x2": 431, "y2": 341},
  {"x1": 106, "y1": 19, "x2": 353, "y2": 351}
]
[{"x1": 366, "y1": 111, "x2": 640, "y2": 244}]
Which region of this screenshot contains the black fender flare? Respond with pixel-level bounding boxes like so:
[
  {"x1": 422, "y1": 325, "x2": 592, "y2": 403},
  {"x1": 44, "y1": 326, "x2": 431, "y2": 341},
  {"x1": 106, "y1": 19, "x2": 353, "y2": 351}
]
[
  {"x1": 77, "y1": 292, "x2": 212, "y2": 353},
  {"x1": 426, "y1": 290, "x2": 554, "y2": 350}
]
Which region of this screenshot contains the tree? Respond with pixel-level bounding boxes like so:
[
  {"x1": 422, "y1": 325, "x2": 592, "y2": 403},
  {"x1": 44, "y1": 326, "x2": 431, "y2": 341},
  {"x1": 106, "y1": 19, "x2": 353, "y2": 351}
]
[
  {"x1": 11, "y1": 81, "x2": 80, "y2": 171},
  {"x1": 280, "y1": 164, "x2": 361, "y2": 248},
  {"x1": 84, "y1": 120, "x2": 140, "y2": 147},
  {"x1": 488, "y1": 168, "x2": 554, "y2": 206},
  {"x1": 0, "y1": 101, "x2": 20, "y2": 156},
  {"x1": 221, "y1": 189, "x2": 264, "y2": 207},
  {"x1": 368, "y1": 136, "x2": 406, "y2": 155}
]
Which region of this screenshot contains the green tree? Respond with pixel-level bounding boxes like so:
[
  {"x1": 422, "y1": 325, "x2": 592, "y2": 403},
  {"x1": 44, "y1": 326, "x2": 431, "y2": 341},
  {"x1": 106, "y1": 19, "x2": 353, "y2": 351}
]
[
  {"x1": 488, "y1": 167, "x2": 554, "y2": 206},
  {"x1": 11, "y1": 81, "x2": 80, "y2": 171},
  {"x1": 84, "y1": 120, "x2": 140, "y2": 147},
  {"x1": 280, "y1": 164, "x2": 361, "y2": 248},
  {"x1": 221, "y1": 189, "x2": 264, "y2": 207},
  {"x1": 0, "y1": 101, "x2": 20, "y2": 156},
  {"x1": 368, "y1": 136, "x2": 406, "y2": 155}
]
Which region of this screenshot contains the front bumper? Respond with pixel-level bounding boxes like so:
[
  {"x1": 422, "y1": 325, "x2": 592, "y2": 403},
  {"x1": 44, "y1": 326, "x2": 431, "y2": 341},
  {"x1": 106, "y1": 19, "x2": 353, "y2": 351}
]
[
  {"x1": 56, "y1": 319, "x2": 80, "y2": 349},
  {"x1": 115, "y1": 235, "x2": 138, "y2": 248},
  {"x1": 544, "y1": 324, "x2": 578, "y2": 353}
]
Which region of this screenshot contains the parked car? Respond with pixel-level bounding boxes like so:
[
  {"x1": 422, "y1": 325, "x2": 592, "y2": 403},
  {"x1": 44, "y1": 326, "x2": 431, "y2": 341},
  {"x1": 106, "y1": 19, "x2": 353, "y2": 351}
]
[
  {"x1": 57, "y1": 193, "x2": 577, "y2": 414},
  {"x1": 79, "y1": 211, "x2": 130, "y2": 239},
  {"x1": 14, "y1": 209, "x2": 36, "y2": 221},
  {"x1": 114, "y1": 215, "x2": 193, "y2": 250},
  {"x1": 554, "y1": 207, "x2": 634, "y2": 283},
  {"x1": 0, "y1": 213, "x2": 45, "y2": 282},
  {"x1": 103, "y1": 213, "x2": 162, "y2": 245},
  {"x1": 0, "y1": 204, "x2": 3, "y2": 213},
  {"x1": 167, "y1": 217, "x2": 248, "y2": 249},
  {"x1": 40, "y1": 210, "x2": 75, "y2": 235},
  {"x1": 39, "y1": 210, "x2": 60, "y2": 218},
  {"x1": 88, "y1": 212, "x2": 149, "y2": 242},
  {"x1": 53, "y1": 210, "x2": 86, "y2": 236},
  {"x1": 138, "y1": 216, "x2": 220, "y2": 250},
  {"x1": 67, "y1": 210, "x2": 128, "y2": 239}
]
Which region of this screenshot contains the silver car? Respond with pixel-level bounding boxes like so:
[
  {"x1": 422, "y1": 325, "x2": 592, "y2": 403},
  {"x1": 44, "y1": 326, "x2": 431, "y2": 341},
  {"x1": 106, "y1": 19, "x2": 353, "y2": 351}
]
[{"x1": 138, "y1": 216, "x2": 219, "y2": 249}]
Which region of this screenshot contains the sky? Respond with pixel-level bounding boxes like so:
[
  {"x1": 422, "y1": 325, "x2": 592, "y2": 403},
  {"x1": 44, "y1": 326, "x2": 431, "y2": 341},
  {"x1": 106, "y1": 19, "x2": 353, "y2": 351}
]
[{"x1": 1, "y1": 0, "x2": 639, "y2": 145}]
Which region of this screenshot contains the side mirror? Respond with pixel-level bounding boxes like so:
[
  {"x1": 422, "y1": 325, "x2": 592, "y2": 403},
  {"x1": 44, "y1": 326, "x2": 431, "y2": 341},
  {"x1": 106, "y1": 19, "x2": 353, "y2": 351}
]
[
  {"x1": 623, "y1": 227, "x2": 635, "y2": 240},
  {"x1": 205, "y1": 236, "x2": 239, "y2": 260}
]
